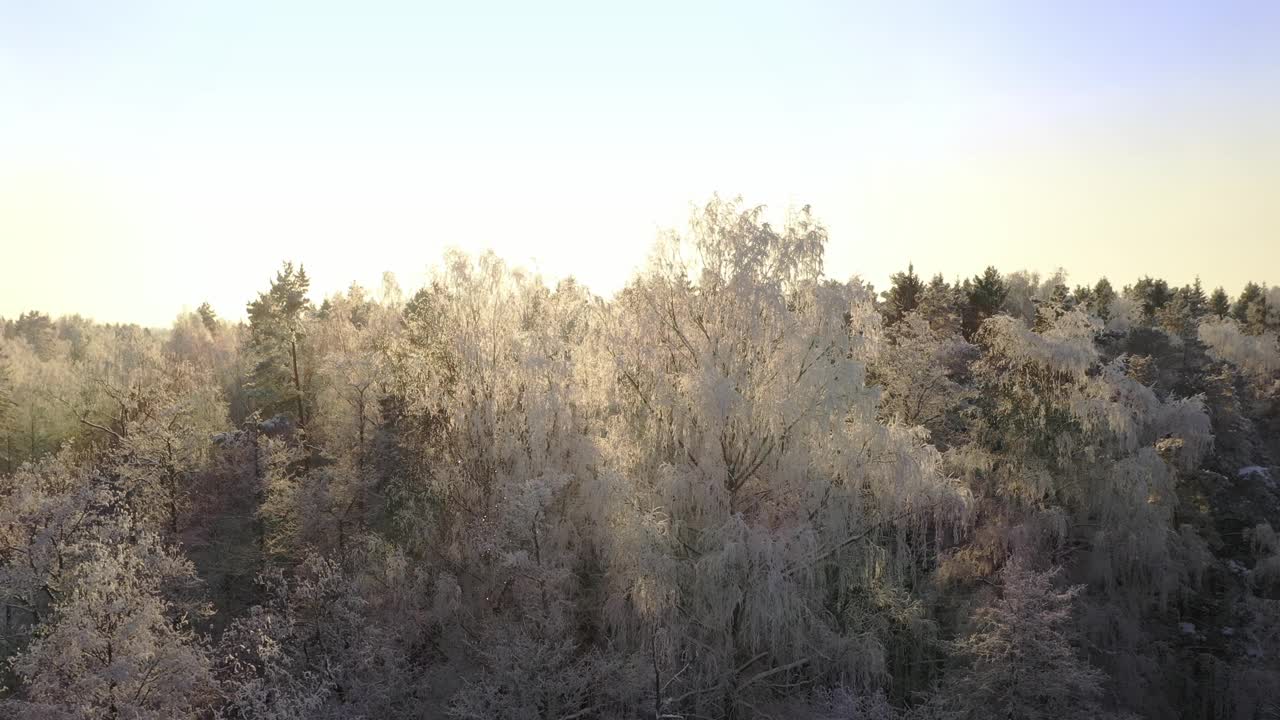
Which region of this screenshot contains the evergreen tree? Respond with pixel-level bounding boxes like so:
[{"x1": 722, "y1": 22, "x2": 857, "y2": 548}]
[
  {"x1": 1209, "y1": 286, "x2": 1230, "y2": 319},
  {"x1": 1033, "y1": 283, "x2": 1074, "y2": 332},
  {"x1": 1071, "y1": 284, "x2": 1093, "y2": 309},
  {"x1": 12, "y1": 311, "x2": 57, "y2": 360},
  {"x1": 963, "y1": 266, "x2": 1008, "y2": 338},
  {"x1": 1231, "y1": 281, "x2": 1266, "y2": 332},
  {"x1": 918, "y1": 273, "x2": 965, "y2": 331},
  {"x1": 1090, "y1": 277, "x2": 1117, "y2": 321},
  {"x1": 1184, "y1": 277, "x2": 1208, "y2": 318},
  {"x1": 1128, "y1": 276, "x2": 1173, "y2": 322},
  {"x1": 196, "y1": 301, "x2": 219, "y2": 335},
  {"x1": 246, "y1": 262, "x2": 314, "y2": 427},
  {"x1": 882, "y1": 263, "x2": 925, "y2": 325},
  {"x1": 1156, "y1": 290, "x2": 1196, "y2": 341}
]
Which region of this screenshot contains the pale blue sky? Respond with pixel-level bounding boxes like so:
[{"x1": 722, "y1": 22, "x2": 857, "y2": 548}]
[{"x1": 2, "y1": 1, "x2": 1278, "y2": 325}]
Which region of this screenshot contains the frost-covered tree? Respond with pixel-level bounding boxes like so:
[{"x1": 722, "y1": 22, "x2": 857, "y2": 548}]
[
  {"x1": 0, "y1": 450, "x2": 216, "y2": 719},
  {"x1": 310, "y1": 282, "x2": 404, "y2": 478},
  {"x1": 871, "y1": 312, "x2": 974, "y2": 444},
  {"x1": 967, "y1": 308, "x2": 1211, "y2": 587},
  {"x1": 1157, "y1": 291, "x2": 1196, "y2": 341},
  {"x1": 919, "y1": 562, "x2": 1121, "y2": 720},
  {"x1": 360, "y1": 250, "x2": 639, "y2": 714},
  {"x1": 601, "y1": 197, "x2": 969, "y2": 717},
  {"x1": 166, "y1": 308, "x2": 249, "y2": 423},
  {"x1": 3, "y1": 530, "x2": 216, "y2": 719},
  {"x1": 5, "y1": 196, "x2": 1277, "y2": 719},
  {"x1": 0, "y1": 336, "x2": 79, "y2": 466},
  {"x1": 1000, "y1": 269, "x2": 1068, "y2": 327},
  {"x1": 219, "y1": 547, "x2": 430, "y2": 719},
  {"x1": 0, "y1": 351, "x2": 14, "y2": 470},
  {"x1": 0, "y1": 451, "x2": 99, "y2": 639},
  {"x1": 448, "y1": 618, "x2": 641, "y2": 720},
  {"x1": 1199, "y1": 318, "x2": 1280, "y2": 380},
  {"x1": 60, "y1": 341, "x2": 227, "y2": 538}
]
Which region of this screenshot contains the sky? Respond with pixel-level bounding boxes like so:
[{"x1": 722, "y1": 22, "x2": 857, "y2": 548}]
[{"x1": 2, "y1": 1, "x2": 1278, "y2": 327}]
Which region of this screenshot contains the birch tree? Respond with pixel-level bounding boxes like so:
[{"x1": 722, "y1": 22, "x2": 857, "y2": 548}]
[{"x1": 599, "y1": 197, "x2": 970, "y2": 718}]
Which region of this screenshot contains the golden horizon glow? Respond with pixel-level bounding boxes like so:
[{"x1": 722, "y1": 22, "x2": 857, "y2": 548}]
[{"x1": 3, "y1": 2, "x2": 1278, "y2": 326}]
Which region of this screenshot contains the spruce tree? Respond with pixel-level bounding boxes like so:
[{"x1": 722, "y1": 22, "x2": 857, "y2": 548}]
[
  {"x1": 1184, "y1": 277, "x2": 1208, "y2": 318},
  {"x1": 1129, "y1": 276, "x2": 1173, "y2": 322},
  {"x1": 1231, "y1": 281, "x2": 1265, "y2": 331},
  {"x1": 919, "y1": 273, "x2": 964, "y2": 331},
  {"x1": 1091, "y1": 277, "x2": 1117, "y2": 321},
  {"x1": 1209, "y1": 286, "x2": 1230, "y2": 319},
  {"x1": 963, "y1": 266, "x2": 1008, "y2": 338},
  {"x1": 882, "y1": 263, "x2": 925, "y2": 325}
]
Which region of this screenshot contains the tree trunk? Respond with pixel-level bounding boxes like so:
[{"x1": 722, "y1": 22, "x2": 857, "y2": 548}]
[
  {"x1": 254, "y1": 434, "x2": 265, "y2": 572},
  {"x1": 290, "y1": 337, "x2": 306, "y2": 428},
  {"x1": 166, "y1": 440, "x2": 179, "y2": 537}
]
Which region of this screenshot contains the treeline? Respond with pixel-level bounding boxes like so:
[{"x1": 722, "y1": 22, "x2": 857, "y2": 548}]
[{"x1": 1, "y1": 198, "x2": 1278, "y2": 719}]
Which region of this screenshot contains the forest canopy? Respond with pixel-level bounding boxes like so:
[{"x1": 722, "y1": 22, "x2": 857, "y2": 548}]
[{"x1": 1, "y1": 197, "x2": 1278, "y2": 719}]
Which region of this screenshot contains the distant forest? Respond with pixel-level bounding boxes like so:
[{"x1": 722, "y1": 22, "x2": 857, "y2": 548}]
[{"x1": 2, "y1": 198, "x2": 1278, "y2": 719}]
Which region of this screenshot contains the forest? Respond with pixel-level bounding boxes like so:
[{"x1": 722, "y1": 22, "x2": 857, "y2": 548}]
[{"x1": 1, "y1": 198, "x2": 1278, "y2": 719}]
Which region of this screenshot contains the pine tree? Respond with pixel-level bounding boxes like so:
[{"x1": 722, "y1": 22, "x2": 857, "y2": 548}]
[
  {"x1": 1184, "y1": 277, "x2": 1208, "y2": 318},
  {"x1": 1033, "y1": 283, "x2": 1074, "y2": 332},
  {"x1": 1071, "y1": 284, "x2": 1094, "y2": 309},
  {"x1": 196, "y1": 301, "x2": 219, "y2": 335},
  {"x1": 1156, "y1": 291, "x2": 1195, "y2": 341},
  {"x1": 1090, "y1": 277, "x2": 1117, "y2": 321},
  {"x1": 12, "y1": 311, "x2": 57, "y2": 360},
  {"x1": 1231, "y1": 281, "x2": 1266, "y2": 333},
  {"x1": 246, "y1": 262, "x2": 314, "y2": 427},
  {"x1": 882, "y1": 263, "x2": 925, "y2": 325},
  {"x1": 1128, "y1": 276, "x2": 1172, "y2": 322},
  {"x1": 963, "y1": 266, "x2": 1008, "y2": 338},
  {"x1": 1208, "y1": 286, "x2": 1231, "y2": 319},
  {"x1": 918, "y1": 273, "x2": 965, "y2": 331}
]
